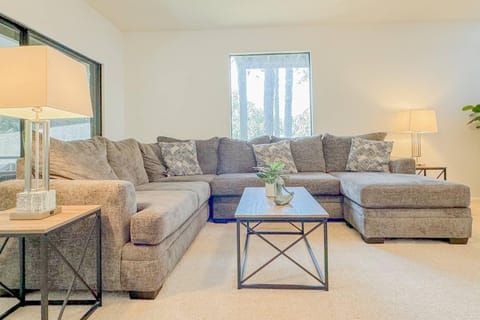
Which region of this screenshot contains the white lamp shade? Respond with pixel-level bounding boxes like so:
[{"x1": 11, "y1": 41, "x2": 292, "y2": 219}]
[
  {"x1": 396, "y1": 109, "x2": 438, "y2": 133},
  {"x1": 0, "y1": 45, "x2": 93, "y2": 120}
]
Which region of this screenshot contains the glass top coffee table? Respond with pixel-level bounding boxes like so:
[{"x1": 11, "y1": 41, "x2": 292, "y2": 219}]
[{"x1": 235, "y1": 187, "x2": 329, "y2": 290}]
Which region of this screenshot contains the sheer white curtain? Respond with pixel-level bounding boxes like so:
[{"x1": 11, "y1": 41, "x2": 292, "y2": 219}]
[{"x1": 230, "y1": 53, "x2": 312, "y2": 140}]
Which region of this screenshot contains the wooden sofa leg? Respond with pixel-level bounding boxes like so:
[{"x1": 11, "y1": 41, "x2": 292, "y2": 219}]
[
  {"x1": 129, "y1": 287, "x2": 162, "y2": 300},
  {"x1": 449, "y1": 238, "x2": 469, "y2": 245},
  {"x1": 361, "y1": 235, "x2": 385, "y2": 244}
]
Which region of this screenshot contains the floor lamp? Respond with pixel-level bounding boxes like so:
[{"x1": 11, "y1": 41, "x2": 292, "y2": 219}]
[
  {"x1": 398, "y1": 109, "x2": 438, "y2": 166},
  {"x1": 0, "y1": 46, "x2": 93, "y2": 219}
]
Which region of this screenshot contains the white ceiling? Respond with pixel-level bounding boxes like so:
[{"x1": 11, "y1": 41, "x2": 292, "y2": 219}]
[{"x1": 86, "y1": 0, "x2": 480, "y2": 31}]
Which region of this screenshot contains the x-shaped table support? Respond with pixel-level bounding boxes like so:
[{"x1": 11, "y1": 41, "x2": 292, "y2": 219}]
[{"x1": 236, "y1": 219, "x2": 328, "y2": 290}]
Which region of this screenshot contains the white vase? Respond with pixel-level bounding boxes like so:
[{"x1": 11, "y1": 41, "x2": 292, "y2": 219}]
[{"x1": 265, "y1": 183, "x2": 275, "y2": 197}]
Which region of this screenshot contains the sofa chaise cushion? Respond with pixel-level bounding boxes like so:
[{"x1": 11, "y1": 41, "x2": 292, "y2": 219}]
[
  {"x1": 211, "y1": 172, "x2": 340, "y2": 196},
  {"x1": 332, "y1": 172, "x2": 470, "y2": 208},
  {"x1": 323, "y1": 132, "x2": 387, "y2": 172},
  {"x1": 157, "y1": 136, "x2": 220, "y2": 174}
]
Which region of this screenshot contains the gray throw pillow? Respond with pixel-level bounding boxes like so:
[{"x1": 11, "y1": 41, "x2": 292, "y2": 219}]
[
  {"x1": 157, "y1": 136, "x2": 219, "y2": 174},
  {"x1": 346, "y1": 137, "x2": 394, "y2": 172},
  {"x1": 252, "y1": 140, "x2": 298, "y2": 173},
  {"x1": 159, "y1": 141, "x2": 203, "y2": 176},
  {"x1": 48, "y1": 136, "x2": 118, "y2": 180},
  {"x1": 139, "y1": 143, "x2": 167, "y2": 182},
  {"x1": 271, "y1": 135, "x2": 325, "y2": 172},
  {"x1": 105, "y1": 138, "x2": 149, "y2": 186},
  {"x1": 217, "y1": 136, "x2": 271, "y2": 174},
  {"x1": 323, "y1": 132, "x2": 387, "y2": 172}
]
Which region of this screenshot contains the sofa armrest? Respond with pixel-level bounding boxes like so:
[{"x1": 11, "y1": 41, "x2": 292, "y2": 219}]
[
  {"x1": 0, "y1": 179, "x2": 137, "y2": 246},
  {"x1": 389, "y1": 158, "x2": 416, "y2": 174},
  {"x1": 130, "y1": 208, "x2": 164, "y2": 245}
]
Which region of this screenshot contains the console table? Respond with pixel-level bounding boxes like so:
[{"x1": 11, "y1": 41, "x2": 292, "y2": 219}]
[
  {"x1": 416, "y1": 166, "x2": 447, "y2": 180},
  {"x1": 0, "y1": 205, "x2": 102, "y2": 320}
]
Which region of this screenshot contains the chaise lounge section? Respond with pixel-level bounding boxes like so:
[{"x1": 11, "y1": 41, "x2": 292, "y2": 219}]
[{"x1": 333, "y1": 172, "x2": 472, "y2": 243}]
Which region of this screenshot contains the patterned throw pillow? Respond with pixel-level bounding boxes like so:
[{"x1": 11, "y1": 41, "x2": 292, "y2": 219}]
[
  {"x1": 252, "y1": 140, "x2": 298, "y2": 173},
  {"x1": 346, "y1": 137, "x2": 393, "y2": 172},
  {"x1": 158, "y1": 141, "x2": 203, "y2": 176}
]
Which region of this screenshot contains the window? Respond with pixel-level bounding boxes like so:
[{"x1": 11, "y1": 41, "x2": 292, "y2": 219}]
[
  {"x1": 0, "y1": 19, "x2": 21, "y2": 181},
  {"x1": 230, "y1": 52, "x2": 312, "y2": 140},
  {"x1": 0, "y1": 14, "x2": 102, "y2": 180}
]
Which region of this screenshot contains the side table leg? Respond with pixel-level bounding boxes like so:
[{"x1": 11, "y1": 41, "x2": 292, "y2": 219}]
[
  {"x1": 96, "y1": 210, "x2": 103, "y2": 306},
  {"x1": 324, "y1": 221, "x2": 329, "y2": 291},
  {"x1": 19, "y1": 237, "x2": 25, "y2": 304},
  {"x1": 236, "y1": 220, "x2": 241, "y2": 289},
  {"x1": 40, "y1": 235, "x2": 48, "y2": 320}
]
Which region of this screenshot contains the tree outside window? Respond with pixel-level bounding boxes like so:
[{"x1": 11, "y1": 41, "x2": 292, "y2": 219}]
[{"x1": 230, "y1": 53, "x2": 312, "y2": 140}]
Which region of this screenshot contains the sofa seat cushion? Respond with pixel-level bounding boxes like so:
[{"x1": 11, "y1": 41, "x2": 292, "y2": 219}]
[
  {"x1": 283, "y1": 173, "x2": 340, "y2": 195},
  {"x1": 211, "y1": 173, "x2": 340, "y2": 196},
  {"x1": 211, "y1": 173, "x2": 264, "y2": 196},
  {"x1": 331, "y1": 172, "x2": 470, "y2": 208},
  {"x1": 156, "y1": 174, "x2": 216, "y2": 184},
  {"x1": 135, "y1": 181, "x2": 210, "y2": 207},
  {"x1": 131, "y1": 190, "x2": 200, "y2": 245}
]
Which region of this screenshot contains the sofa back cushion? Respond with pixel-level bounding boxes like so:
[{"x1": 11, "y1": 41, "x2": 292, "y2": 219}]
[
  {"x1": 157, "y1": 136, "x2": 219, "y2": 174},
  {"x1": 139, "y1": 143, "x2": 167, "y2": 182},
  {"x1": 105, "y1": 138, "x2": 149, "y2": 186},
  {"x1": 217, "y1": 136, "x2": 271, "y2": 174},
  {"x1": 49, "y1": 136, "x2": 118, "y2": 180},
  {"x1": 323, "y1": 132, "x2": 387, "y2": 172},
  {"x1": 271, "y1": 135, "x2": 325, "y2": 172}
]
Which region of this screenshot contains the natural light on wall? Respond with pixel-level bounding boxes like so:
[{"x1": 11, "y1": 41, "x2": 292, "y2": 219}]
[{"x1": 230, "y1": 52, "x2": 312, "y2": 140}]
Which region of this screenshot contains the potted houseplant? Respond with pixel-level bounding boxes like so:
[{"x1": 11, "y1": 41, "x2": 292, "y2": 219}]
[
  {"x1": 255, "y1": 161, "x2": 286, "y2": 197},
  {"x1": 462, "y1": 104, "x2": 480, "y2": 129}
]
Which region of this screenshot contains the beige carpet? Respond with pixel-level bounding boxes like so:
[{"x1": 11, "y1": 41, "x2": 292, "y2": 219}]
[{"x1": 3, "y1": 200, "x2": 479, "y2": 320}]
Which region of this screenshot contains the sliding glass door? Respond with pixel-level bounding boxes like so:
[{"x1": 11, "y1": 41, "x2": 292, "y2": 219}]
[
  {"x1": 0, "y1": 21, "x2": 21, "y2": 181},
  {"x1": 0, "y1": 14, "x2": 102, "y2": 181}
]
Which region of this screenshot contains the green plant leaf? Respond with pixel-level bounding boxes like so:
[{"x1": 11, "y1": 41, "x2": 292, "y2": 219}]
[
  {"x1": 462, "y1": 105, "x2": 474, "y2": 111},
  {"x1": 467, "y1": 116, "x2": 480, "y2": 124},
  {"x1": 473, "y1": 105, "x2": 480, "y2": 113}
]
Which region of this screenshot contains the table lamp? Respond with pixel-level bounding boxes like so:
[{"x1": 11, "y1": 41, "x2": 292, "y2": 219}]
[
  {"x1": 0, "y1": 46, "x2": 93, "y2": 219},
  {"x1": 397, "y1": 109, "x2": 438, "y2": 166}
]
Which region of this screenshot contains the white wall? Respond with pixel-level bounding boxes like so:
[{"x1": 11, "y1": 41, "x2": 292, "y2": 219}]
[
  {"x1": 0, "y1": 0, "x2": 125, "y2": 139},
  {"x1": 124, "y1": 22, "x2": 480, "y2": 196}
]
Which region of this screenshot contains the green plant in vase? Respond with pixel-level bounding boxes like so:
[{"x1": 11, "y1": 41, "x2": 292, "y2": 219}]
[
  {"x1": 255, "y1": 161, "x2": 295, "y2": 205},
  {"x1": 255, "y1": 161, "x2": 286, "y2": 197},
  {"x1": 461, "y1": 104, "x2": 480, "y2": 129}
]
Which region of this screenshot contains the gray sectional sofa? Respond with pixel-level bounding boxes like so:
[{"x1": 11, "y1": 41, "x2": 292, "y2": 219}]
[{"x1": 0, "y1": 133, "x2": 472, "y2": 299}]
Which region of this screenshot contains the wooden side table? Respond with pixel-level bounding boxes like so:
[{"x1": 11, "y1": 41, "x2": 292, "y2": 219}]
[
  {"x1": 0, "y1": 205, "x2": 102, "y2": 320},
  {"x1": 416, "y1": 166, "x2": 447, "y2": 180}
]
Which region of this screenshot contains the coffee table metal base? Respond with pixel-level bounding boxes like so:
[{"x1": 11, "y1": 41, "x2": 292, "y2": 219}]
[{"x1": 236, "y1": 219, "x2": 328, "y2": 290}]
